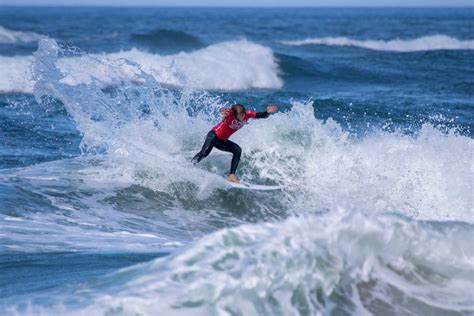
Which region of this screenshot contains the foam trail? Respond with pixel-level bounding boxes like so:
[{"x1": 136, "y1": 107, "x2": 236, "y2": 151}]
[
  {"x1": 280, "y1": 34, "x2": 474, "y2": 52},
  {"x1": 0, "y1": 39, "x2": 282, "y2": 93},
  {"x1": 0, "y1": 25, "x2": 43, "y2": 44}
]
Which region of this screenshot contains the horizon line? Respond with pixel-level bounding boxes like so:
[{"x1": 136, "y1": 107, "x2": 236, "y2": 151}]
[{"x1": 2, "y1": 4, "x2": 473, "y2": 8}]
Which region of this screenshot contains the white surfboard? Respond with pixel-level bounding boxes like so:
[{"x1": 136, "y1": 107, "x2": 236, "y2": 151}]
[{"x1": 226, "y1": 180, "x2": 284, "y2": 191}]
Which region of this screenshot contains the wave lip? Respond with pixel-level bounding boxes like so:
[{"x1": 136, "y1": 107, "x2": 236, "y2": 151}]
[
  {"x1": 108, "y1": 39, "x2": 283, "y2": 90},
  {"x1": 0, "y1": 25, "x2": 42, "y2": 44},
  {"x1": 279, "y1": 34, "x2": 474, "y2": 52}
]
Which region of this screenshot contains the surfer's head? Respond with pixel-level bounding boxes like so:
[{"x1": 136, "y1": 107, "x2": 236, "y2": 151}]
[{"x1": 232, "y1": 104, "x2": 246, "y2": 121}]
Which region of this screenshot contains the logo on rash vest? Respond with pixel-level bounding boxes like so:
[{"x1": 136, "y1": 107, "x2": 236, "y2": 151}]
[{"x1": 229, "y1": 119, "x2": 246, "y2": 130}]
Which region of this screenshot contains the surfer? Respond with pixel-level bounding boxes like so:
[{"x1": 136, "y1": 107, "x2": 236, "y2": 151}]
[{"x1": 192, "y1": 103, "x2": 278, "y2": 183}]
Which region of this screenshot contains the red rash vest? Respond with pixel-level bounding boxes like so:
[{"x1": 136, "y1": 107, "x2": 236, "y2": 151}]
[{"x1": 212, "y1": 109, "x2": 257, "y2": 140}]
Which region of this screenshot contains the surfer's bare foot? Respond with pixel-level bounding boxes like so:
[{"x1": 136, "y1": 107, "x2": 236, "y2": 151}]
[{"x1": 228, "y1": 174, "x2": 240, "y2": 183}]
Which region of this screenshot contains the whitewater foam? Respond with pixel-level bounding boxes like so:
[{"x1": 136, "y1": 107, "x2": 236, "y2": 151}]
[
  {"x1": 0, "y1": 39, "x2": 282, "y2": 93},
  {"x1": 280, "y1": 34, "x2": 474, "y2": 52},
  {"x1": 236, "y1": 102, "x2": 474, "y2": 222}
]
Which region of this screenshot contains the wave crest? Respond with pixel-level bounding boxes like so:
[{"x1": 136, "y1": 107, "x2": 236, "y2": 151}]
[
  {"x1": 0, "y1": 38, "x2": 282, "y2": 93},
  {"x1": 280, "y1": 34, "x2": 474, "y2": 52},
  {"x1": 0, "y1": 25, "x2": 42, "y2": 44}
]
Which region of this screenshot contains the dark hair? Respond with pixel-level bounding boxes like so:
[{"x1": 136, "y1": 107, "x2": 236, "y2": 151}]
[{"x1": 231, "y1": 104, "x2": 245, "y2": 116}]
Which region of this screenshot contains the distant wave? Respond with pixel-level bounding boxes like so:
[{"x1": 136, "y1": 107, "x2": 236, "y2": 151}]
[
  {"x1": 0, "y1": 55, "x2": 34, "y2": 93},
  {"x1": 0, "y1": 39, "x2": 282, "y2": 93},
  {"x1": 0, "y1": 25, "x2": 42, "y2": 44},
  {"x1": 280, "y1": 35, "x2": 474, "y2": 52},
  {"x1": 130, "y1": 28, "x2": 204, "y2": 53}
]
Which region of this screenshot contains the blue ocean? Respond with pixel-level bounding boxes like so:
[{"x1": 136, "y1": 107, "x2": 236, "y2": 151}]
[{"x1": 0, "y1": 6, "x2": 473, "y2": 315}]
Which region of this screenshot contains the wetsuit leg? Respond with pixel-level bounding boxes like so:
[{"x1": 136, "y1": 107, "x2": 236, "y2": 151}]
[
  {"x1": 192, "y1": 131, "x2": 217, "y2": 164},
  {"x1": 214, "y1": 139, "x2": 242, "y2": 174}
]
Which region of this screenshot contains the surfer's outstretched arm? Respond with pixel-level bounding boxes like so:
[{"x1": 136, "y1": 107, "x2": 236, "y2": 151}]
[
  {"x1": 255, "y1": 104, "x2": 278, "y2": 119},
  {"x1": 255, "y1": 111, "x2": 270, "y2": 119}
]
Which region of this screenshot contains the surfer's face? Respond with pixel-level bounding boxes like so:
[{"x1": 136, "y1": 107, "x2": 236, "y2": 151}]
[
  {"x1": 231, "y1": 104, "x2": 246, "y2": 121},
  {"x1": 235, "y1": 110, "x2": 245, "y2": 121}
]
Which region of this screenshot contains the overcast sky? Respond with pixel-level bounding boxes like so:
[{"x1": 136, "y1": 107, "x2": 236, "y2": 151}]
[{"x1": 1, "y1": 0, "x2": 473, "y2": 6}]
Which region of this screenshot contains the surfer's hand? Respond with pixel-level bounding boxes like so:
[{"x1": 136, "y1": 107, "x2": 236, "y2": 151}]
[
  {"x1": 220, "y1": 108, "x2": 230, "y2": 116},
  {"x1": 266, "y1": 105, "x2": 278, "y2": 113}
]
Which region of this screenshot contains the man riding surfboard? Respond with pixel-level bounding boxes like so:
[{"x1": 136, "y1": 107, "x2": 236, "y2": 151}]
[{"x1": 192, "y1": 103, "x2": 278, "y2": 183}]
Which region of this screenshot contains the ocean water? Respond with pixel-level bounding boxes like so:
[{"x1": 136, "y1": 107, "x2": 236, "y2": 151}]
[{"x1": 0, "y1": 6, "x2": 473, "y2": 316}]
